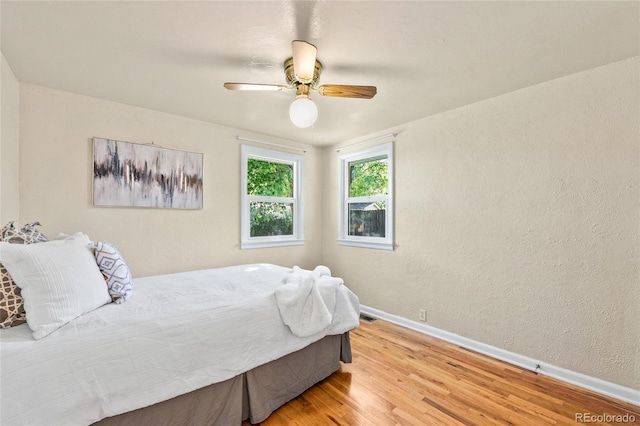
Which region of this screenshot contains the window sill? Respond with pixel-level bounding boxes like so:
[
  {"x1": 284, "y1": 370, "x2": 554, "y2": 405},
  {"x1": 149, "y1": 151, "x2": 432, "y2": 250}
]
[
  {"x1": 241, "y1": 239, "x2": 305, "y2": 250},
  {"x1": 337, "y1": 239, "x2": 394, "y2": 251}
]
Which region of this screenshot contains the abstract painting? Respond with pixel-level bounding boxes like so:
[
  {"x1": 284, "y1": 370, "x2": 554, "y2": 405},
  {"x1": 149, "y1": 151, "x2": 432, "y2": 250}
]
[{"x1": 93, "y1": 137, "x2": 203, "y2": 209}]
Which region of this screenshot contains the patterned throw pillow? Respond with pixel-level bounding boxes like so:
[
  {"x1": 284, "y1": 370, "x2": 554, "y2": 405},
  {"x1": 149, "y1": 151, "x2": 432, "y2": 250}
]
[
  {"x1": 2, "y1": 221, "x2": 49, "y2": 244},
  {"x1": 0, "y1": 262, "x2": 27, "y2": 328},
  {"x1": 0, "y1": 221, "x2": 48, "y2": 328},
  {"x1": 94, "y1": 241, "x2": 133, "y2": 304},
  {"x1": 0, "y1": 222, "x2": 16, "y2": 240}
]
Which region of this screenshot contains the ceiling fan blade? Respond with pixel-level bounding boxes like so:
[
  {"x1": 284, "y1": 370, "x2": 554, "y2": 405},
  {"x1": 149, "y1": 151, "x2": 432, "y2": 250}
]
[
  {"x1": 224, "y1": 82, "x2": 289, "y2": 91},
  {"x1": 316, "y1": 84, "x2": 377, "y2": 99},
  {"x1": 292, "y1": 40, "x2": 317, "y2": 83}
]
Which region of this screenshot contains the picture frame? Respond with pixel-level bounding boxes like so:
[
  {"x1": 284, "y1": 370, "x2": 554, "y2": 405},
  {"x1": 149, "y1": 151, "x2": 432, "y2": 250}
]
[{"x1": 92, "y1": 137, "x2": 203, "y2": 209}]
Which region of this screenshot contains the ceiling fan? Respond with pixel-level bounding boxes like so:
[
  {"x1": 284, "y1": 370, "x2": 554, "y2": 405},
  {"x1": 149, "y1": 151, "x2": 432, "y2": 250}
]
[{"x1": 224, "y1": 40, "x2": 377, "y2": 128}]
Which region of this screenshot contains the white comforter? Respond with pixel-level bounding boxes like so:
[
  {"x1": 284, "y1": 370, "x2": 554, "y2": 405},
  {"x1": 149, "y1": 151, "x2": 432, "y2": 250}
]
[{"x1": 0, "y1": 264, "x2": 360, "y2": 426}]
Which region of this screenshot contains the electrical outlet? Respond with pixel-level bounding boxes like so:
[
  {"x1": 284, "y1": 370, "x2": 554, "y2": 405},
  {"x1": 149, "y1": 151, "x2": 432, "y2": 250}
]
[{"x1": 419, "y1": 309, "x2": 426, "y2": 322}]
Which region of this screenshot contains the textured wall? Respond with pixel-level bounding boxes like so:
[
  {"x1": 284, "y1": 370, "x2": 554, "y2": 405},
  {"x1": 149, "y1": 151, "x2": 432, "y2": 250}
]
[
  {"x1": 17, "y1": 85, "x2": 323, "y2": 277},
  {"x1": 1, "y1": 52, "x2": 20, "y2": 225},
  {"x1": 322, "y1": 57, "x2": 639, "y2": 389}
]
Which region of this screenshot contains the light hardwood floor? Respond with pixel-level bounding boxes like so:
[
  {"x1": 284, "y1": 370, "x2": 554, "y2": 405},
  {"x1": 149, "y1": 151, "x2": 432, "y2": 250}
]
[{"x1": 247, "y1": 318, "x2": 640, "y2": 425}]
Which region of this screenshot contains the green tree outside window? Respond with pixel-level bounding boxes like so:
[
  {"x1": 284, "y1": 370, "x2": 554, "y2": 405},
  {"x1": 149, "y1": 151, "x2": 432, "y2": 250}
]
[
  {"x1": 349, "y1": 156, "x2": 388, "y2": 198},
  {"x1": 247, "y1": 158, "x2": 294, "y2": 237}
]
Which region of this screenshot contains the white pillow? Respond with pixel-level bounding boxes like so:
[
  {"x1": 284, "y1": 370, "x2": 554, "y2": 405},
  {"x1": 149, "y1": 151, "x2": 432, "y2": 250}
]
[{"x1": 0, "y1": 233, "x2": 111, "y2": 339}]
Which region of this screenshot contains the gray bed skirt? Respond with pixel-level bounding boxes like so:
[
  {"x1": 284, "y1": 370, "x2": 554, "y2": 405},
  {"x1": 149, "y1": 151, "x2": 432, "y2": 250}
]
[{"x1": 94, "y1": 333, "x2": 352, "y2": 426}]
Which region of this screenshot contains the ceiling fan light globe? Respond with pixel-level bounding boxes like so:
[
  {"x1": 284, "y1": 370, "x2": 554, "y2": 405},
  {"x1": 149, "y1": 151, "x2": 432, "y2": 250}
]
[{"x1": 289, "y1": 96, "x2": 318, "y2": 128}]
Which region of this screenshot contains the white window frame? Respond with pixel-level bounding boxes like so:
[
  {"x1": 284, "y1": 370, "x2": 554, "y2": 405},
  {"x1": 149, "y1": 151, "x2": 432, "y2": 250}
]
[
  {"x1": 338, "y1": 142, "x2": 394, "y2": 250},
  {"x1": 241, "y1": 145, "x2": 304, "y2": 249}
]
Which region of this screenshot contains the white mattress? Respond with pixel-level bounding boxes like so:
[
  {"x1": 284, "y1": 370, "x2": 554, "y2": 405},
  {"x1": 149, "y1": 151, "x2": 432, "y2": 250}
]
[{"x1": 0, "y1": 264, "x2": 360, "y2": 426}]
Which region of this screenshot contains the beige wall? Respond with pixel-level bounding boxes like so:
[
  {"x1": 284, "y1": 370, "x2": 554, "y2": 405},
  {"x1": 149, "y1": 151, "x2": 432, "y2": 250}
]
[
  {"x1": 1, "y1": 52, "x2": 20, "y2": 224},
  {"x1": 322, "y1": 57, "x2": 639, "y2": 390},
  {"x1": 17, "y1": 84, "x2": 323, "y2": 277}
]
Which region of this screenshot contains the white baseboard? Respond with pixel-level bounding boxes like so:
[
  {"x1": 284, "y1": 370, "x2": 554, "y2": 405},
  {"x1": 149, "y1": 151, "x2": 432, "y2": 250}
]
[{"x1": 359, "y1": 304, "x2": 640, "y2": 407}]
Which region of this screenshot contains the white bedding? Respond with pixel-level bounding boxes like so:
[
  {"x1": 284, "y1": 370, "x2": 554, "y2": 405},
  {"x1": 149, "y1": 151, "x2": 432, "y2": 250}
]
[
  {"x1": 0, "y1": 264, "x2": 360, "y2": 426},
  {"x1": 276, "y1": 265, "x2": 346, "y2": 337}
]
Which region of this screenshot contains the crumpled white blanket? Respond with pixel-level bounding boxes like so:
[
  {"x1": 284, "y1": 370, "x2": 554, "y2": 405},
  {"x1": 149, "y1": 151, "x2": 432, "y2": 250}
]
[{"x1": 275, "y1": 265, "x2": 346, "y2": 337}]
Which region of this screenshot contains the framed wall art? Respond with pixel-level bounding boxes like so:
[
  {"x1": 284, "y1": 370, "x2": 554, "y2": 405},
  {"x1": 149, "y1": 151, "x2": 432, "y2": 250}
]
[{"x1": 93, "y1": 137, "x2": 203, "y2": 209}]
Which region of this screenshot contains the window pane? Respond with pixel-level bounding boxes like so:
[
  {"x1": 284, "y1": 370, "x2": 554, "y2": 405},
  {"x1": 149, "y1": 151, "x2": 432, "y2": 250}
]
[
  {"x1": 348, "y1": 156, "x2": 388, "y2": 197},
  {"x1": 250, "y1": 201, "x2": 293, "y2": 237},
  {"x1": 247, "y1": 158, "x2": 293, "y2": 197},
  {"x1": 348, "y1": 201, "x2": 386, "y2": 237}
]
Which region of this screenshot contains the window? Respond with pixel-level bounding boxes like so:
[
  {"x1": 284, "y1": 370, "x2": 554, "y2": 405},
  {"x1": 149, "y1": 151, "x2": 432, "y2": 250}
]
[
  {"x1": 338, "y1": 142, "x2": 394, "y2": 250},
  {"x1": 241, "y1": 145, "x2": 304, "y2": 249}
]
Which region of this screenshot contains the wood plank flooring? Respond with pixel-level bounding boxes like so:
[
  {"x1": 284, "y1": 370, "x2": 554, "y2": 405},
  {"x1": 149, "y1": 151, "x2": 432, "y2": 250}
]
[{"x1": 246, "y1": 318, "x2": 640, "y2": 425}]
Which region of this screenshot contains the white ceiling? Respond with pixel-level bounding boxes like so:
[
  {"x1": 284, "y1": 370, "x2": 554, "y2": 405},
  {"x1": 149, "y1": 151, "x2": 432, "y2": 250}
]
[{"x1": 1, "y1": 1, "x2": 638, "y2": 146}]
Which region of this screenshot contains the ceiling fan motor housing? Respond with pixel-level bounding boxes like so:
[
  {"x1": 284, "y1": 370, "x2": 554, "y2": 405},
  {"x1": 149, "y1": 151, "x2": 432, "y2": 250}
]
[{"x1": 284, "y1": 57, "x2": 322, "y2": 87}]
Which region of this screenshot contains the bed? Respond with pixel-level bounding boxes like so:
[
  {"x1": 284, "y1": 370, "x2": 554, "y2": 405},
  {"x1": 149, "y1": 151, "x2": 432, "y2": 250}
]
[{"x1": 0, "y1": 239, "x2": 360, "y2": 426}]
